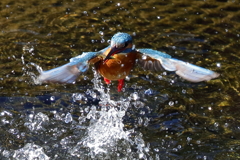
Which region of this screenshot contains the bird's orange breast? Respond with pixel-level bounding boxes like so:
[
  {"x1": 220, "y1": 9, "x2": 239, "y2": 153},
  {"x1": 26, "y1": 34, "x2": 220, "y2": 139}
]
[{"x1": 96, "y1": 51, "x2": 137, "y2": 80}]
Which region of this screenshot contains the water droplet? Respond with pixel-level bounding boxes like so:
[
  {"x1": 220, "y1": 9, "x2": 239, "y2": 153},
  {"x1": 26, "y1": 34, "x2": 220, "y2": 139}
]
[
  {"x1": 157, "y1": 75, "x2": 163, "y2": 80},
  {"x1": 91, "y1": 92, "x2": 97, "y2": 99},
  {"x1": 142, "y1": 55, "x2": 147, "y2": 60},
  {"x1": 182, "y1": 89, "x2": 186, "y2": 94},
  {"x1": 21, "y1": 55, "x2": 25, "y2": 64},
  {"x1": 177, "y1": 145, "x2": 182, "y2": 149},
  {"x1": 187, "y1": 137, "x2": 192, "y2": 142},
  {"x1": 224, "y1": 123, "x2": 229, "y2": 127},
  {"x1": 125, "y1": 76, "x2": 130, "y2": 81},
  {"x1": 65, "y1": 112, "x2": 72, "y2": 123},
  {"x1": 2, "y1": 150, "x2": 10, "y2": 158},
  {"x1": 144, "y1": 89, "x2": 153, "y2": 95},
  {"x1": 132, "y1": 92, "x2": 138, "y2": 100},
  {"x1": 99, "y1": 31, "x2": 104, "y2": 36},
  {"x1": 29, "y1": 47, "x2": 34, "y2": 53},
  {"x1": 50, "y1": 96, "x2": 55, "y2": 101},
  {"x1": 169, "y1": 101, "x2": 174, "y2": 106},
  {"x1": 131, "y1": 84, "x2": 136, "y2": 89}
]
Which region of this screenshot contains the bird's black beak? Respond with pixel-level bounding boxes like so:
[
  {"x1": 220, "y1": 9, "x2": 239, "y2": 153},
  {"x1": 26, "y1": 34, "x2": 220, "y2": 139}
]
[{"x1": 103, "y1": 46, "x2": 125, "y2": 63}]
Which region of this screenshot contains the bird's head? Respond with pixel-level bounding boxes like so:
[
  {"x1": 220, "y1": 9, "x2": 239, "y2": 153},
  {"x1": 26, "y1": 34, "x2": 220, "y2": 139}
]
[{"x1": 103, "y1": 32, "x2": 134, "y2": 62}]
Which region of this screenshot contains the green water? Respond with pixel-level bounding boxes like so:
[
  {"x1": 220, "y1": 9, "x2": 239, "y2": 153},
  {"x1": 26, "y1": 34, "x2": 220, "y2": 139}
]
[{"x1": 0, "y1": 0, "x2": 240, "y2": 159}]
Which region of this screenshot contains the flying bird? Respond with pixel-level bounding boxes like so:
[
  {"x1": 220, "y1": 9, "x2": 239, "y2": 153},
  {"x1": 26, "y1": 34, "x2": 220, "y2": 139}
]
[{"x1": 38, "y1": 32, "x2": 219, "y2": 92}]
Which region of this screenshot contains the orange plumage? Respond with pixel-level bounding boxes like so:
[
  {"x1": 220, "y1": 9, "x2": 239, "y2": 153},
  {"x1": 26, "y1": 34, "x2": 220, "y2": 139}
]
[{"x1": 37, "y1": 32, "x2": 219, "y2": 92}]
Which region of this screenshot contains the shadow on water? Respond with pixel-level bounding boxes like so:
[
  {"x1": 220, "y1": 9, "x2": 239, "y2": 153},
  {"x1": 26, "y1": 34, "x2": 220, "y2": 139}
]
[{"x1": 0, "y1": 0, "x2": 240, "y2": 159}]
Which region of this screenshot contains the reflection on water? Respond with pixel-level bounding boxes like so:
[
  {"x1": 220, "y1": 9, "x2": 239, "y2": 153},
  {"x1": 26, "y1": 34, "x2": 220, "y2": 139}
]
[{"x1": 0, "y1": 0, "x2": 240, "y2": 159}]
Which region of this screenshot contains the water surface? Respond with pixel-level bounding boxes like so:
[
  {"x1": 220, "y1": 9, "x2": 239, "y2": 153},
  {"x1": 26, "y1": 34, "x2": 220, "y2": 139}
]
[{"x1": 0, "y1": 0, "x2": 240, "y2": 159}]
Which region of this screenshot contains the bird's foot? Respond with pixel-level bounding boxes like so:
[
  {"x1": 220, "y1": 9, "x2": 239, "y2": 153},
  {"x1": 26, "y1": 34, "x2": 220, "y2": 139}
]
[
  {"x1": 104, "y1": 78, "x2": 111, "y2": 84},
  {"x1": 117, "y1": 79, "x2": 124, "y2": 92}
]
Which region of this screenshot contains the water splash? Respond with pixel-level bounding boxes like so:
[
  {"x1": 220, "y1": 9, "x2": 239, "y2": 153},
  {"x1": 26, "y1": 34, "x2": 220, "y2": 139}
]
[
  {"x1": 12, "y1": 143, "x2": 50, "y2": 160},
  {"x1": 24, "y1": 112, "x2": 49, "y2": 132},
  {"x1": 26, "y1": 62, "x2": 44, "y2": 84},
  {"x1": 70, "y1": 68, "x2": 149, "y2": 159}
]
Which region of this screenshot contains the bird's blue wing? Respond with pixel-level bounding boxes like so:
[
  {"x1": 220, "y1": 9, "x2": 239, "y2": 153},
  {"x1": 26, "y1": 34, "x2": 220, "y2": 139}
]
[
  {"x1": 137, "y1": 48, "x2": 219, "y2": 82},
  {"x1": 37, "y1": 48, "x2": 108, "y2": 84}
]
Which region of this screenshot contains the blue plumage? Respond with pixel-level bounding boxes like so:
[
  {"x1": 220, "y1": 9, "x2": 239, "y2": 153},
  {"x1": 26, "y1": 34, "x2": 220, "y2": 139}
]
[
  {"x1": 111, "y1": 32, "x2": 133, "y2": 48},
  {"x1": 37, "y1": 32, "x2": 219, "y2": 86}
]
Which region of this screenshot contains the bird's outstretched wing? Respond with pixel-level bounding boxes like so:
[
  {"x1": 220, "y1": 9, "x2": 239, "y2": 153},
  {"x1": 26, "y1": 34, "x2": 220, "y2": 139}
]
[
  {"x1": 37, "y1": 50, "x2": 106, "y2": 84},
  {"x1": 136, "y1": 49, "x2": 219, "y2": 82}
]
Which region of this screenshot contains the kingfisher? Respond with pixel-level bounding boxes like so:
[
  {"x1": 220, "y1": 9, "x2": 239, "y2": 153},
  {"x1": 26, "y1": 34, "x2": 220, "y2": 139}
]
[{"x1": 38, "y1": 32, "x2": 219, "y2": 92}]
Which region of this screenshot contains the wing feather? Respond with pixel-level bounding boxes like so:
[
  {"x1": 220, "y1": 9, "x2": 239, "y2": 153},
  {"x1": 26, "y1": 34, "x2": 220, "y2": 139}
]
[
  {"x1": 37, "y1": 51, "x2": 104, "y2": 84},
  {"x1": 137, "y1": 48, "x2": 219, "y2": 82}
]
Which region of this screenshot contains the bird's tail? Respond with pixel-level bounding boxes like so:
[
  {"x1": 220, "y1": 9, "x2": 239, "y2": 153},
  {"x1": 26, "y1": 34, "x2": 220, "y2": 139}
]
[{"x1": 160, "y1": 58, "x2": 219, "y2": 82}]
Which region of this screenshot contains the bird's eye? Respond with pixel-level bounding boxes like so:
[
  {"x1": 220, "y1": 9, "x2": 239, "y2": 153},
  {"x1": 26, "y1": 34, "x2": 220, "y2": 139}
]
[{"x1": 115, "y1": 42, "x2": 128, "y2": 48}]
